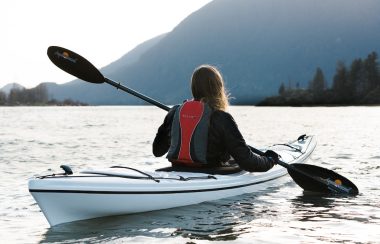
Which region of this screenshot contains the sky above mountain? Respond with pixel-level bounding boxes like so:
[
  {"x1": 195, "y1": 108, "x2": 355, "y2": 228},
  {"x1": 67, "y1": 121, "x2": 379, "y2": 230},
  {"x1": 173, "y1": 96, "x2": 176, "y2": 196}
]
[{"x1": 0, "y1": 0, "x2": 212, "y2": 88}]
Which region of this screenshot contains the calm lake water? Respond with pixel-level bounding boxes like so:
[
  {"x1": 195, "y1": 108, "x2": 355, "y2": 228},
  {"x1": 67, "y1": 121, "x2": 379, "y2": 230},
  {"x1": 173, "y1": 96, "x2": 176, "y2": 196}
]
[{"x1": 0, "y1": 106, "x2": 379, "y2": 243}]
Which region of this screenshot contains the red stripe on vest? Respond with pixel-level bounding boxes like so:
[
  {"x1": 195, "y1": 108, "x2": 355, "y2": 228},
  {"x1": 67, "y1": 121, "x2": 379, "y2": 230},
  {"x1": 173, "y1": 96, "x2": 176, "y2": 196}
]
[{"x1": 177, "y1": 101, "x2": 204, "y2": 163}]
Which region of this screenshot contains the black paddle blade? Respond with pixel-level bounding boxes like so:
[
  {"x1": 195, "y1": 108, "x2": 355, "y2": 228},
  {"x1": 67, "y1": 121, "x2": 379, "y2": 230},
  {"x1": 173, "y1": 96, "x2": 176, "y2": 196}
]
[
  {"x1": 288, "y1": 163, "x2": 359, "y2": 195},
  {"x1": 47, "y1": 46, "x2": 105, "y2": 83}
]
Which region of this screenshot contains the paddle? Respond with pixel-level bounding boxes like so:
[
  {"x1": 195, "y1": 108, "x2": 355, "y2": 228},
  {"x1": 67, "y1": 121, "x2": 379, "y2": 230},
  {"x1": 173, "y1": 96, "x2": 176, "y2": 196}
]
[
  {"x1": 47, "y1": 46, "x2": 170, "y2": 112},
  {"x1": 249, "y1": 145, "x2": 358, "y2": 195},
  {"x1": 47, "y1": 46, "x2": 359, "y2": 195}
]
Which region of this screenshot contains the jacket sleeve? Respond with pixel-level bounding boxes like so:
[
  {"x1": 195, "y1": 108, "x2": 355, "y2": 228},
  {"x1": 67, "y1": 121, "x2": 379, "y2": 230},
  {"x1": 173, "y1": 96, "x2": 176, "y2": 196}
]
[
  {"x1": 220, "y1": 112, "x2": 275, "y2": 172},
  {"x1": 152, "y1": 106, "x2": 178, "y2": 157}
]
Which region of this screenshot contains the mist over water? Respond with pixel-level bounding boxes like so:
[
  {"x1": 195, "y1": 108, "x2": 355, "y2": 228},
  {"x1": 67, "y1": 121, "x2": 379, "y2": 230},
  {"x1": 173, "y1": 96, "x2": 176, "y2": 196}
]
[{"x1": 0, "y1": 106, "x2": 379, "y2": 243}]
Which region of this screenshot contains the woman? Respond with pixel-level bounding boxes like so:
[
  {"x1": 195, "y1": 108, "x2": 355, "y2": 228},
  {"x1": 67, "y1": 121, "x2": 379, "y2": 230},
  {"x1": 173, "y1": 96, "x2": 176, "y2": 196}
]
[{"x1": 153, "y1": 65, "x2": 278, "y2": 172}]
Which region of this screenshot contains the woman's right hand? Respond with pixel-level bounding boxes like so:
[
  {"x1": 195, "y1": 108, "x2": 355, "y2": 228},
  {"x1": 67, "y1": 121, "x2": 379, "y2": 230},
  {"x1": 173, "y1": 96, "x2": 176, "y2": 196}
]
[{"x1": 263, "y1": 150, "x2": 280, "y2": 164}]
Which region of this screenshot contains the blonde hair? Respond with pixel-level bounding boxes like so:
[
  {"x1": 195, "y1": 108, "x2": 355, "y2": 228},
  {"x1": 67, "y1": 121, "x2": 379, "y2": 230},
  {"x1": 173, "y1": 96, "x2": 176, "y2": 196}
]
[{"x1": 191, "y1": 65, "x2": 229, "y2": 111}]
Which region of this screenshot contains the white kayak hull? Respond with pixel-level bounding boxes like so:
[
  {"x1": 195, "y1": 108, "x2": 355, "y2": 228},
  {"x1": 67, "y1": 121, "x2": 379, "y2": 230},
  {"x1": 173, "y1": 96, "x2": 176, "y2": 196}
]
[
  {"x1": 30, "y1": 170, "x2": 286, "y2": 226},
  {"x1": 29, "y1": 135, "x2": 316, "y2": 226}
]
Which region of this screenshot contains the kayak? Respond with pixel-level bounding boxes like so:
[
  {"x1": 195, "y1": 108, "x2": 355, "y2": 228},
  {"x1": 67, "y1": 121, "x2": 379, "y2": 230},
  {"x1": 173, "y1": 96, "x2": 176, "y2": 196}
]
[{"x1": 29, "y1": 135, "x2": 316, "y2": 226}]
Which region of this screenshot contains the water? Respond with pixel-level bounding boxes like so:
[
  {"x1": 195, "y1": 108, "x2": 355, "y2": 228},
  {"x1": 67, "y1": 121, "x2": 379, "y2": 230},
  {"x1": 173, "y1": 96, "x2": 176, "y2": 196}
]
[{"x1": 0, "y1": 106, "x2": 379, "y2": 243}]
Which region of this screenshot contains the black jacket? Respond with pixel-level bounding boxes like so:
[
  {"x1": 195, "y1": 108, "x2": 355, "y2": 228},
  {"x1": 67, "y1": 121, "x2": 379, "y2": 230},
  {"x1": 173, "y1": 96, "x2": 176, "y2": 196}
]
[{"x1": 153, "y1": 106, "x2": 274, "y2": 172}]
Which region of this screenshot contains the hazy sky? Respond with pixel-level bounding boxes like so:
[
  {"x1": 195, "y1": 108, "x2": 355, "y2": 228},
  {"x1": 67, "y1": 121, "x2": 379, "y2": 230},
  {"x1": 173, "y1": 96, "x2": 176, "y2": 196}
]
[{"x1": 1, "y1": 0, "x2": 212, "y2": 88}]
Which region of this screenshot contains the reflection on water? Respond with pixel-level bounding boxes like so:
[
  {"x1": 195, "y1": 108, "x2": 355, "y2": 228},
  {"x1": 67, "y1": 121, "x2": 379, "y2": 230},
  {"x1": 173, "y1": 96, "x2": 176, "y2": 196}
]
[
  {"x1": 41, "y1": 181, "x2": 369, "y2": 243},
  {"x1": 291, "y1": 193, "x2": 354, "y2": 222},
  {"x1": 0, "y1": 106, "x2": 379, "y2": 243},
  {"x1": 40, "y1": 187, "x2": 279, "y2": 243}
]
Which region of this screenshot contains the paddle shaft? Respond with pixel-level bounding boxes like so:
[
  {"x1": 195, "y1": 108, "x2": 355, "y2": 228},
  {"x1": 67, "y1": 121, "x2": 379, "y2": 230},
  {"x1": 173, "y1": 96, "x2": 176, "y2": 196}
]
[
  {"x1": 249, "y1": 147, "x2": 293, "y2": 168},
  {"x1": 250, "y1": 146, "x2": 317, "y2": 179},
  {"x1": 105, "y1": 78, "x2": 170, "y2": 112}
]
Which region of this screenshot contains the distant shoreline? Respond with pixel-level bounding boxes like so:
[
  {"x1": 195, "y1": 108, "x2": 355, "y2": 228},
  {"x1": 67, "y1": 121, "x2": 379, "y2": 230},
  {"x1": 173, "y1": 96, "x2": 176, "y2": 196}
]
[
  {"x1": 257, "y1": 51, "x2": 380, "y2": 107},
  {"x1": 0, "y1": 99, "x2": 88, "y2": 107},
  {"x1": 0, "y1": 84, "x2": 88, "y2": 106}
]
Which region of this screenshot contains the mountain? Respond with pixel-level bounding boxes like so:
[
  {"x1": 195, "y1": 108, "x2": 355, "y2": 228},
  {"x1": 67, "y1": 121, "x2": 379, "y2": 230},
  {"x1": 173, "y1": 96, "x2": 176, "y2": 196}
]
[
  {"x1": 48, "y1": 0, "x2": 380, "y2": 105},
  {"x1": 0, "y1": 83, "x2": 25, "y2": 94},
  {"x1": 101, "y1": 33, "x2": 167, "y2": 76}
]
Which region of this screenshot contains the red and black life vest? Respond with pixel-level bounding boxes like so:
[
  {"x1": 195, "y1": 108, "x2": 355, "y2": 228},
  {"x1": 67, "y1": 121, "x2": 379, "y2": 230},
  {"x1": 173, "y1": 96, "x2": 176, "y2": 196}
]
[{"x1": 167, "y1": 100, "x2": 212, "y2": 166}]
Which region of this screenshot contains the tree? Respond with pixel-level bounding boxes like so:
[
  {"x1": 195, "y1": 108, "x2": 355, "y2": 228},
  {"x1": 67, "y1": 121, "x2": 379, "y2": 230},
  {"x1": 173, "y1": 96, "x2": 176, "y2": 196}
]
[
  {"x1": 32, "y1": 84, "x2": 49, "y2": 104},
  {"x1": 8, "y1": 88, "x2": 24, "y2": 105},
  {"x1": 278, "y1": 82, "x2": 286, "y2": 95},
  {"x1": 349, "y1": 58, "x2": 365, "y2": 101},
  {"x1": 332, "y1": 61, "x2": 348, "y2": 103},
  {"x1": 309, "y1": 67, "x2": 326, "y2": 102},
  {"x1": 364, "y1": 51, "x2": 380, "y2": 91},
  {"x1": 0, "y1": 91, "x2": 6, "y2": 105}
]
